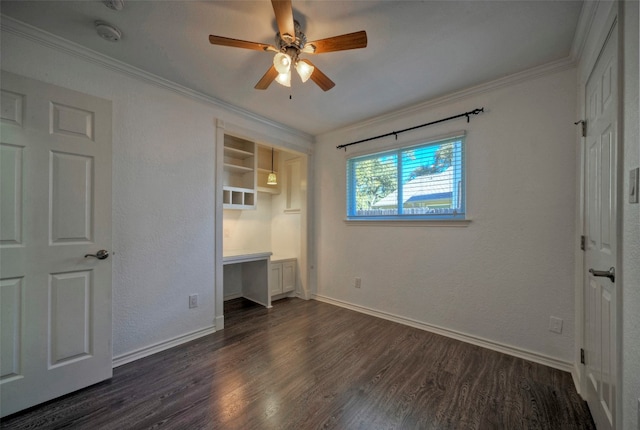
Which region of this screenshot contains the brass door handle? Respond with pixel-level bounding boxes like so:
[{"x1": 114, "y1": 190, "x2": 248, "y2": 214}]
[
  {"x1": 589, "y1": 267, "x2": 615, "y2": 282},
  {"x1": 84, "y1": 249, "x2": 109, "y2": 260}
]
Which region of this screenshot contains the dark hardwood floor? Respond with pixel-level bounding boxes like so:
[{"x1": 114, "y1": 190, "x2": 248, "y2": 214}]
[{"x1": 1, "y1": 298, "x2": 594, "y2": 430}]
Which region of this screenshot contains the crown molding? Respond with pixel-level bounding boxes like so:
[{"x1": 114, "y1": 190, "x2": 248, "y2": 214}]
[
  {"x1": 319, "y1": 55, "x2": 576, "y2": 140},
  {"x1": 0, "y1": 14, "x2": 314, "y2": 144}
]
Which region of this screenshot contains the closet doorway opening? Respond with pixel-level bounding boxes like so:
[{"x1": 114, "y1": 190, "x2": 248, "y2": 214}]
[{"x1": 215, "y1": 122, "x2": 310, "y2": 329}]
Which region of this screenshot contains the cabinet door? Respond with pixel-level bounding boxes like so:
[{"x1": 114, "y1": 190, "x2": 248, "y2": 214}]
[
  {"x1": 270, "y1": 263, "x2": 282, "y2": 295},
  {"x1": 282, "y1": 261, "x2": 296, "y2": 293}
]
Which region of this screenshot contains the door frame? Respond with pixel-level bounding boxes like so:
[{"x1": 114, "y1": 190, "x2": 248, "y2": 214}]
[{"x1": 577, "y1": 4, "x2": 623, "y2": 428}]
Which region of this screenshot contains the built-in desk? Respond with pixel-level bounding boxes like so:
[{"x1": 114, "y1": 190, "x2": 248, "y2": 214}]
[{"x1": 223, "y1": 251, "x2": 272, "y2": 308}]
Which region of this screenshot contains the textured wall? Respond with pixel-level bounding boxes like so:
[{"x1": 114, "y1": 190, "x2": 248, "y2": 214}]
[
  {"x1": 314, "y1": 67, "x2": 577, "y2": 363},
  {"x1": 1, "y1": 28, "x2": 311, "y2": 358},
  {"x1": 621, "y1": 1, "x2": 640, "y2": 429},
  {"x1": 223, "y1": 193, "x2": 273, "y2": 253}
]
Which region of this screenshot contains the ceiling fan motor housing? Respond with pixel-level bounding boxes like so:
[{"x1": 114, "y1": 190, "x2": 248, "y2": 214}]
[{"x1": 276, "y1": 20, "x2": 307, "y2": 52}]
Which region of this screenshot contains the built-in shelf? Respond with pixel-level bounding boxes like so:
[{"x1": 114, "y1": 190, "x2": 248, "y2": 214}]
[
  {"x1": 223, "y1": 135, "x2": 256, "y2": 209},
  {"x1": 222, "y1": 186, "x2": 255, "y2": 207},
  {"x1": 224, "y1": 163, "x2": 254, "y2": 174},
  {"x1": 224, "y1": 146, "x2": 253, "y2": 158}
]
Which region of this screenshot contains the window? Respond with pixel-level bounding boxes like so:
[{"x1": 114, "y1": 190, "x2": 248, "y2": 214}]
[{"x1": 346, "y1": 134, "x2": 465, "y2": 220}]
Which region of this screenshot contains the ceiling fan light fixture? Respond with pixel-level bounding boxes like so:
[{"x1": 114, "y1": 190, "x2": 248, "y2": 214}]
[
  {"x1": 208, "y1": 0, "x2": 367, "y2": 91},
  {"x1": 295, "y1": 60, "x2": 314, "y2": 83},
  {"x1": 273, "y1": 52, "x2": 291, "y2": 74},
  {"x1": 275, "y1": 70, "x2": 291, "y2": 87}
]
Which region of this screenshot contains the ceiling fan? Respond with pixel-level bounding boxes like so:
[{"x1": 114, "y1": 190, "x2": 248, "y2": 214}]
[{"x1": 208, "y1": 0, "x2": 367, "y2": 91}]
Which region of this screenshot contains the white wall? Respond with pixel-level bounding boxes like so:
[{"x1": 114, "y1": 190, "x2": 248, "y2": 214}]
[
  {"x1": 223, "y1": 193, "x2": 272, "y2": 253},
  {"x1": 1, "y1": 22, "x2": 313, "y2": 360},
  {"x1": 621, "y1": 1, "x2": 640, "y2": 429},
  {"x1": 314, "y1": 66, "x2": 578, "y2": 365}
]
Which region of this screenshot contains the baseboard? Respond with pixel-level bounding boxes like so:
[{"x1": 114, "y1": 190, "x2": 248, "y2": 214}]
[
  {"x1": 572, "y1": 362, "x2": 584, "y2": 398},
  {"x1": 112, "y1": 325, "x2": 217, "y2": 368},
  {"x1": 215, "y1": 314, "x2": 225, "y2": 331},
  {"x1": 224, "y1": 292, "x2": 243, "y2": 301},
  {"x1": 272, "y1": 291, "x2": 296, "y2": 301},
  {"x1": 312, "y1": 294, "x2": 573, "y2": 373}
]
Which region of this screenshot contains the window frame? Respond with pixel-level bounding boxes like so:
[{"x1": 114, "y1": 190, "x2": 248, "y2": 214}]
[{"x1": 345, "y1": 132, "x2": 468, "y2": 224}]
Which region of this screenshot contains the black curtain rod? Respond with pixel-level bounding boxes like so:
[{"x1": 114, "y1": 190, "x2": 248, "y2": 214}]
[{"x1": 336, "y1": 107, "x2": 485, "y2": 151}]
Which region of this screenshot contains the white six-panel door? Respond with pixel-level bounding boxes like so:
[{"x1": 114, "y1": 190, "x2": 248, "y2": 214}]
[
  {"x1": 583, "y1": 22, "x2": 618, "y2": 430},
  {"x1": 0, "y1": 72, "x2": 113, "y2": 417}
]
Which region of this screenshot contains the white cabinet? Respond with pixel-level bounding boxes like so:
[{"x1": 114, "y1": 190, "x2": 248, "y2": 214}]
[
  {"x1": 282, "y1": 260, "x2": 295, "y2": 293},
  {"x1": 223, "y1": 135, "x2": 256, "y2": 209},
  {"x1": 270, "y1": 258, "x2": 296, "y2": 296}
]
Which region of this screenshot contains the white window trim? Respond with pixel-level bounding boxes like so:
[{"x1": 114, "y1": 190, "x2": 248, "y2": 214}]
[
  {"x1": 344, "y1": 218, "x2": 471, "y2": 227},
  {"x1": 345, "y1": 130, "x2": 467, "y2": 222}
]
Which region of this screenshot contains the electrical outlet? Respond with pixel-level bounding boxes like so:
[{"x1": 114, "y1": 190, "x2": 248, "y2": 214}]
[
  {"x1": 549, "y1": 316, "x2": 563, "y2": 334},
  {"x1": 354, "y1": 277, "x2": 361, "y2": 288},
  {"x1": 189, "y1": 294, "x2": 198, "y2": 309}
]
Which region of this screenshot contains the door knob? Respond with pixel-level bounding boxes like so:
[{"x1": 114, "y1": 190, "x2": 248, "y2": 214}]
[
  {"x1": 84, "y1": 249, "x2": 109, "y2": 260},
  {"x1": 589, "y1": 267, "x2": 615, "y2": 282}
]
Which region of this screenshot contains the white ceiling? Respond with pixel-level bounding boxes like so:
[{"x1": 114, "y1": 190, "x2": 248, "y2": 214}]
[{"x1": 0, "y1": 1, "x2": 583, "y2": 136}]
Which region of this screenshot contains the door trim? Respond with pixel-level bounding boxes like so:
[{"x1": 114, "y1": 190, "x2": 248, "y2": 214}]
[{"x1": 577, "y1": 5, "x2": 623, "y2": 429}]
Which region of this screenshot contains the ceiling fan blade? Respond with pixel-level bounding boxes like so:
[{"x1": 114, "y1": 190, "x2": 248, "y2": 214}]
[
  {"x1": 255, "y1": 65, "x2": 279, "y2": 90},
  {"x1": 301, "y1": 60, "x2": 335, "y2": 91},
  {"x1": 271, "y1": 0, "x2": 295, "y2": 42},
  {"x1": 305, "y1": 31, "x2": 368, "y2": 54},
  {"x1": 209, "y1": 35, "x2": 277, "y2": 52}
]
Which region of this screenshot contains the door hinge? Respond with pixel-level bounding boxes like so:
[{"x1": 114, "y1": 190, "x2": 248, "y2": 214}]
[
  {"x1": 580, "y1": 348, "x2": 585, "y2": 365},
  {"x1": 575, "y1": 120, "x2": 587, "y2": 137},
  {"x1": 580, "y1": 235, "x2": 586, "y2": 251}
]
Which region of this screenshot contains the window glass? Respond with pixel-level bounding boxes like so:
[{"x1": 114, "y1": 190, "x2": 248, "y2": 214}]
[{"x1": 347, "y1": 135, "x2": 465, "y2": 220}]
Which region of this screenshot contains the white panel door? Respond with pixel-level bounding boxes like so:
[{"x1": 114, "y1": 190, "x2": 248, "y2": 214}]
[
  {"x1": 583, "y1": 23, "x2": 618, "y2": 430},
  {"x1": 0, "y1": 72, "x2": 112, "y2": 417}
]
